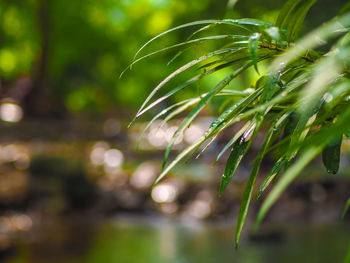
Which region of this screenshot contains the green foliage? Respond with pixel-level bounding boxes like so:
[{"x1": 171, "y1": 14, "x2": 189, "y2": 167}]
[
  {"x1": 1, "y1": 0, "x2": 228, "y2": 113},
  {"x1": 341, "y1": 198, "x2": 350, "y2": 222},
  {"x1": 129, "y1": 0, "x2": 350, "y2": 247}
]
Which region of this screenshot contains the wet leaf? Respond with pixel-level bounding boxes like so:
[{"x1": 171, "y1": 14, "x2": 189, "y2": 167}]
[
  {"x1": 248, "y1": 33, "x2": 261, "y2": 74},
  {"x1": 341, "y1": 198, "x2": 350, "y2": 222},
  {"x1": 219, "y1": 135, "x2": 249, "y2": 197},
  {"x1": 322, "y1": 135, "x2": 342, "y2": 174}
]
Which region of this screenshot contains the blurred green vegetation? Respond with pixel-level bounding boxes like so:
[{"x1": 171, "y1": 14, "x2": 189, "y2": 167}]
[{"x1": 0, "y1": 0, "x2": 346, "y2": 117}]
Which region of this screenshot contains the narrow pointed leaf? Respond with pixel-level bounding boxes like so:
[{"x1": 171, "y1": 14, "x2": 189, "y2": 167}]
[
  {"x1": 134, "y1": 48, "x2": 233, "y2": 122},
  {"x1": 133, "y1": 18, "x2": 270, "y2": 60},
  {"x1": 235, "y1": 112, "x2": 290, "y2": 249},
  {"x1": 248, "y1": 32, "x2": 261, "y2": 74},
  {"x1": 161, "y1": 61, "x2": 255, "y2": 170},
  {"x1": 235, "y1": 111, "x2": 291, "y2": 248},
  {"x1": 287, "y1": 0, "x2": 317, "y2": 42},
  {"x1": 255, "y1": 144, "x2": 323, "y2": 228},
  {"x1": 340, "y1": 198, "x2": 350, "y2": 222},
  {"x1": 255, "y1": 106, "x2": 350, "y2": 228},
  {"x1": 276, "y1": 0, "x2": 304, "y2": 28},
  {"x1": 137, "y1": 99, "x2": 195, "y2": 148},
  {"x1": 219, "y1": 135, "x2": 249, "y2": 197},
  {"x1": 322, "y1": 135, "x2": 342, "y2": 174},
  {"x1": 257, "y1": 157, "x2": 287, "y2": 200}
]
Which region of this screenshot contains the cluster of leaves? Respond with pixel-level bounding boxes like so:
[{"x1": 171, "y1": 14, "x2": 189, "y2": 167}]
[{"x1": 126, "y1": 0, "x2": 350, "y2": 247}]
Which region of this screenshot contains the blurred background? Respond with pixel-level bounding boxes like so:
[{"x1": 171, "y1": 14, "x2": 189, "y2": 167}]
[{"x1": 0, "y1": 0, "x2": 350, "y2": 262}]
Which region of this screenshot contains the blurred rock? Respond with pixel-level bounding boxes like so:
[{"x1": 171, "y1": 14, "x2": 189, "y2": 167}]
[{"x1": 29, "y1": 155, "x2": 97, "y2": 211}]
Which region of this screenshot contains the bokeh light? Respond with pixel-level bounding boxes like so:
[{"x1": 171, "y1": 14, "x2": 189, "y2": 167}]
[
  {"x1": 0, "y1": 103, "x2": 23, "y2": 123},
  {"x1": 151, "y1": 183, "x2": 178, "y2": 203},
  {"x1": 130, "y1": 162, "x2": 159, "y2": 189}
]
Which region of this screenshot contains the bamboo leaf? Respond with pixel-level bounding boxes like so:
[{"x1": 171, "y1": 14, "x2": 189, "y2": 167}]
[
  {"x1": 219, "y1": 135, "x2": 249, "y2": 197},
  {"x1": 341, "y1": 198, "x2": 350, "y2": 222},
  {"x1": 322, "y1": 135, "x2": 342, "y2": 174},
  {"x1": 133, "y1": 48, "x2": 233, "y2": 123},
  {"x1": 276, "y1": 0, "x2": 304, "y2": 29},
  {"x1": 137, "y1": 99, "x2": 196, "y2": 148},
  {"x1": 272, "y1": 13, "x2": 350, "y2": 71},
  {"x1": 287, "y1": 0, "x2": 317, "y2": 42},
  {"x1": 235, "y1": 111, "x2": 290, "y2": 248},
  {"x1": 133, "y1": 18, "x2": 273, "y2": 60},
  {"x1": 159, "y1": 61, "x2": 255, "y2": 177},
  {"x1": 214, "y1": 121, "x2": 252, "y2": 166},
  {"x1": 265, "y1": 27, "x2": 281, "y2": 41},
  {"x1": 257, "y1": 157, "x2": 287, "y2": 200},
  {"x1": 344, "y1": 242, "x2": 350, "y2": 263},
  {"x1": 122, "y1": 35, "x2": 246, "y2": 76},
  {"x1": 255, "y1": 106, "x2": 350, "y2": 228},
  {"x1": 248, "y1": 33, "x2": 261, "y2": 74},
  {"x1": 255, "y1": 143, "x2": 324, "y2": 228}
]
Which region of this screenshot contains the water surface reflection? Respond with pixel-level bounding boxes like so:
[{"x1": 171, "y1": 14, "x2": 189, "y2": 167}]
[{"x1": 7, "y1": 217, "x2": 350, "y2": 263}]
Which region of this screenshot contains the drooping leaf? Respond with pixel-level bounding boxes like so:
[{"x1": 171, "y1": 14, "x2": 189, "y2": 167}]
[
  {"x1": 137, "y1": 99, "x2": 196, "y2": 148},
  {"x1": 248, "y1": 32, "x2": 261, "y2": 74},
  {"x1": 159, "y1": 61, "x2": 255, "y2": 177},
  {"x1": 214, "y1": 121, "x2": 252, "y2": 166},
  {"x1": 227, "y1": 0, "x2": 239, "y2": 9},
  {"x1": 255, "y1": 106, "x2": 350, "y2": 228},
  {"x1": 255, "y1": 143, "x2": 324, "y2": 228},
  {"x1": 133, "y1": 18, "x2": 275, "y2": 60},
  {"x1": 345, "y1": 242, "x2": 350, "y2": 263},
  {"x1": 134, "y1": 48, "x2": 234, "y2": 121},
  {"x1": 322, "y1": 135, "x2": 342, "y2": 174},
  {"x1": 272, "y1": 13, "x2": 350, "y2": 71},
  {"x1": 287, "y1": 0, "x2": 317, "y2": 42},
  {"x1": 257, "y1": 157, "x2": 287, "y2": 200},
  {"x1": 219, "y1": 135, "x2": 249, "y2": 197},
  {"x1": 341, "y1": 198, "x2": 350, "y2": 222},
  {"x1": 276, "y1": 0, "x2": 305, "y2": 29},
  {"x1": 235, "y1": 111, "x2": 290, "y2": 248},
  {"x1": 264, "y1": 27, "x2": 281, "y2": 42},
  {"x1": 122, "y1": 35, "x2": 246, "y2": 76}
]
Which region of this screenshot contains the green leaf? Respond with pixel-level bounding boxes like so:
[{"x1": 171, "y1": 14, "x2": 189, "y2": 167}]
[
  {"x1": 158, "y1": 61, "x2": 255, "y2": 179},
  {"x1": 276, "y1": 0, "x2": 304, "y2": 28},
  {"x1": 214, "y1": 121, "x2": 252, "y2": 165},
  {"x1": 322, "y1": 135, "x2": 342, "y2": 174},
  {"x1": 227, "y1": 0, "x2": 239, "y2": 9},
  {"x1": 271, "y1": 13, "x2": 350, "y2": 71},
  {"x1": 259, "y1": 72, "x2": 281, "y2": 103},
  {"x1": 264, "y1": 27, "x2": 281, "y2": 41},
  {"x1": 255, "y1": 106, "x2": 350, "y2": 228},
  {"x1": 345, "y1": 129, "x2": 350, "y2": 139},
  {"x1": 167, "y1": 50, "x2": 184, "y2": 66},
  {"x1": 344, "y1": 242, "x2": 350, "y2": 263},
  {"x1": 133, "y1": 48, "x2": 233, "y2": 122},
  {"x1": 248, "y1": 32, "x2": 261, "y2": 74},
  {"x1": 276, "y1": 111, "x2": 299, "y2": 158},
  {"x1": 257, "y1": 157, "x2": 287, "y2": 200},
  {"x1": 219, "y1": 135, "x2": 249, "y2": 197},
  {"x1": 133, "y1": 18, "x2": 272, "y2": 60},
  {"x1": 159, "y1": 99, "x2": 199, "y2": 128},
  {"x1": 154, "y1": 140, "x2": 204, "y2": 185},
  {"x1": 255, "y1": 143, "x2": 324, "y2": 228},
  {"x1": 235, "y1": 111, "x2": 290, "y2": 248},
  {"x1": 340, "y1": 198, "x2": 350, "y2": 222},
  {"x1": 235, "y1": 132, "x2": 270, "y2": 249},
  {"x1": 287, "y1": 0, "x2": 317, "y2": 42},
  {"x1": 122, "y1": 35, "x2": 246, "y2": 76},
  {"x1": 137, "y1": 99, "x2": 196, "y2": 148},
  {"x1": 211, "y1": 89, "x2": 264, "y2": 165},
  {"x1": 339, "y1": 1, "x2": 350, "y2": 15}
]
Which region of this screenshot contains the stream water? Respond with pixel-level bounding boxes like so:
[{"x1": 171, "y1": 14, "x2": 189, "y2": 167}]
[{"x1": 6, "y1": 217, "x2": 350, "y2": 263}]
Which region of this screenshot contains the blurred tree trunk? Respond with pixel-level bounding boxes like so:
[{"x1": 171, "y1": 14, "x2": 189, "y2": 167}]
[{"x1": 23, "y1": 0, "x2": 65, "y2": 118}]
